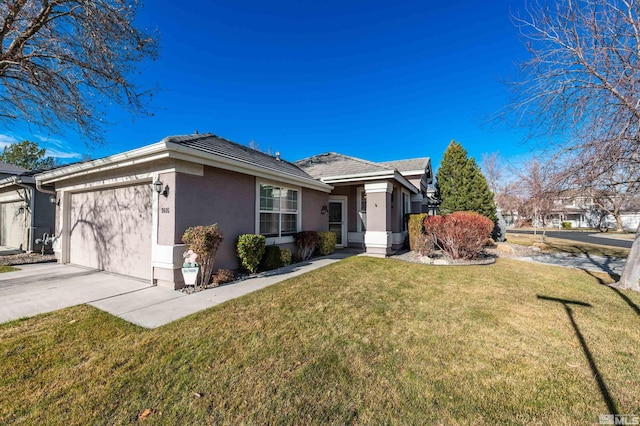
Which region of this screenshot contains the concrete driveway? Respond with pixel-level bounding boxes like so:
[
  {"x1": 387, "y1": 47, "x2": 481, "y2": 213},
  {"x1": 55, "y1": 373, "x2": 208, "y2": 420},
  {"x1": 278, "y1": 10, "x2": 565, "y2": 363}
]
[
  {"x1": 0, "y1": 253, "x2": 354, "y2": 328},
  {"x1": 0, "y1": 263, "x2": 155, "y2": 325}
]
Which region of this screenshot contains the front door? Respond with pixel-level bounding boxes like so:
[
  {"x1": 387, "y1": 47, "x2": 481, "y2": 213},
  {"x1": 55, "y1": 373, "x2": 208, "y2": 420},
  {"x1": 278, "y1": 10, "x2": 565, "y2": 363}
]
[{"x1": 328, "y1": 198, "x2": 346, "y2": 248}]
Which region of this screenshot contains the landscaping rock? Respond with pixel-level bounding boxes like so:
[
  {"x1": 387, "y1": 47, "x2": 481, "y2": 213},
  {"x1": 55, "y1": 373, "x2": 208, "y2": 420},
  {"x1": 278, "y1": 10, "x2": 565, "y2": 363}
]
[
  {"x1": 0, "y1": 252, "x2": 56, "y2": 266},
  {"x1": 496, "y1": 243, "x2": 514, "y2": 254},
  {"x1": 433, "y1": 259, "x2": 450, "y2": 265}
]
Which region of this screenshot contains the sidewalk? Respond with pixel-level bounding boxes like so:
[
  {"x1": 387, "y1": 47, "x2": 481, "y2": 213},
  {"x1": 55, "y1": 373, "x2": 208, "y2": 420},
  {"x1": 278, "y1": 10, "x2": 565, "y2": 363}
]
[{"x1": 90, "y1": 251, "x2": 356, "y2": 328}]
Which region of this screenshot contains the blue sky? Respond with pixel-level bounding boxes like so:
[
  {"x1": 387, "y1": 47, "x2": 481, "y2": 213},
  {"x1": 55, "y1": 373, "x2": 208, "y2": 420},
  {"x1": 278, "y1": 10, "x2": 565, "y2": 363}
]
[{"x1": 1, "y1": 0, "x2": 536, "y2": 171}]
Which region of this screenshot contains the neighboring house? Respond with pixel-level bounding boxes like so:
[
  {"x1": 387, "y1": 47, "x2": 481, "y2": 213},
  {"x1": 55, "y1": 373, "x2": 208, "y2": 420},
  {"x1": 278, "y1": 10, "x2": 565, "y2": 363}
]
[
  {"x1": 295, "y1": 153, "x2": 433, "y2": 256},
  {"x1": 544, "y1": 192, "x2": 639, "y2": 231},
  {"x1": 35, "y1": 134, "x2": 434, "y2": 289},
  {"x1": 0, "y1": 161, "x2": 28, "y2": 179},
  {"x1": 0, "y1": 162, "x2": 56, "y2": 252}
]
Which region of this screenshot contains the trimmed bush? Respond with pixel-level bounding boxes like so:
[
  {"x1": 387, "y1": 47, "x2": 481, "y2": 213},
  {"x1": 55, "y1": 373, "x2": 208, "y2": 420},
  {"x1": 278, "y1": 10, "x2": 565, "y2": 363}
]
[
  {"x1": 561, "y1": 221, "x2": 572, "y2": 229},
  {"x1": 280, "y1": 248, "x2": 292, "y2": 267},
  {"x1": 237, "y1": 234, "x2": 266, "y2": 274},
  {"x1": 316, "y1": 231, "x2": 337, "y2": 256},
  {"x1": 261, "y1": 245, "x2": 283, "y2": 271},
  {"x1": 295, "y1": 231, "x2": 319, "y2": 260},
  {"x1": 423, "y1": 211, "x2": 494, "y2": 260},
  {"x1": 408, "y1": 213, "x2": 428, "y2": 251},
  {"x1": 182, "y1": 224, "x2": 224, "y2": 288},
  {"x1": 212, "y1": 269, "x2": 235, "y2": 286}
]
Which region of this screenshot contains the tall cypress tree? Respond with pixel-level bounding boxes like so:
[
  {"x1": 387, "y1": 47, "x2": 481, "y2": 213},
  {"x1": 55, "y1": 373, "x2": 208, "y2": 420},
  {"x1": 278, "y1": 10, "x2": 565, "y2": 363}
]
[{"x1": 435, "y1": 140, "x2": 497, "y2": 221}]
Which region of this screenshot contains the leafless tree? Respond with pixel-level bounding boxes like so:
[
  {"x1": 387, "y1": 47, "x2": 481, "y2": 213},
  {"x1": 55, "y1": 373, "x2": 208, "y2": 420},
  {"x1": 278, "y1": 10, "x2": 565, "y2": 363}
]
[
  {"x1": 566, "y1": 160, "x2": 640, "y2": 231},
  {"x1": 507, "y1": 0, "x2": 640, "y2": 291},
  {"x1": 481, "y1": 152, "x2": 503, "y2": 200},
  {"x1": 0, "y1": 0, "x2": 158, "y2": 141},
  {"x1": 512, "y1": 159, "x2": 560, "y2": 240}
]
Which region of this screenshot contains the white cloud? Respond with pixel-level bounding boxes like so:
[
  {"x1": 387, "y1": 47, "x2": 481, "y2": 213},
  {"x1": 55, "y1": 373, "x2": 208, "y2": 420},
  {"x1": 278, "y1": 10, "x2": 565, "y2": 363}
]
[
  {"x1": 44, "y1": 148, "x2": 82, "y2": 159},
  {"x1": 0, "y1": 133, "x2": 19, "y2": 149},
  {"x1": 0, "y1": 132, "x2": 82, "y2": 159}
]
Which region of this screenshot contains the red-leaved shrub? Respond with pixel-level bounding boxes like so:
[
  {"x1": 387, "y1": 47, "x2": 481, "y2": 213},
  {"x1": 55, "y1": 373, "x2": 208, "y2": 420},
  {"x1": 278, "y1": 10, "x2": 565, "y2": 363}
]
[{"x1": 423, "y1": 212, "x2": 494, "y2": 260}]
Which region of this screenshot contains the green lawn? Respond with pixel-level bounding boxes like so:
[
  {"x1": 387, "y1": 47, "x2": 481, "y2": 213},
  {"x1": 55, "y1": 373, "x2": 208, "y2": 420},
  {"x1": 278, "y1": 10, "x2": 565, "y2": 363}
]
[
  {"x1": 1, "y1": 257, "x2": 639, "y2": 424},
  {"x1": 0, "y1": 265, "x2": 19, "y2": 273}
]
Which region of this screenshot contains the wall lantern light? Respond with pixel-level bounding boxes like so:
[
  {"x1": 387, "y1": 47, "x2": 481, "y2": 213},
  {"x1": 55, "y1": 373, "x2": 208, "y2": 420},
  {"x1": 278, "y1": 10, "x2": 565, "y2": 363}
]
[
  {"x1": 321, "y1": 205, "x2": 328, "y2": 215},
  {"x1": 153, "y1": 180, "x2": 169, "y2": 197},
  {"x1": 49, "y1": 195, "x2": 60, "y2": 206}
]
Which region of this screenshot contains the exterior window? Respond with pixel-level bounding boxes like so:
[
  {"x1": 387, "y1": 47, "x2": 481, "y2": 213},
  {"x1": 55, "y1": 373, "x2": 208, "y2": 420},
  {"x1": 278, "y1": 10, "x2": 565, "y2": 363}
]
[
  {"x1": 358, "y1": 188, "x2": 367, "y2": 232},
  {"x1": 259, "y1": 184, "x2": 299, "y2": 237},
  {"x1": 402, "y1": 192, "x2": 410, "y2": 231}
]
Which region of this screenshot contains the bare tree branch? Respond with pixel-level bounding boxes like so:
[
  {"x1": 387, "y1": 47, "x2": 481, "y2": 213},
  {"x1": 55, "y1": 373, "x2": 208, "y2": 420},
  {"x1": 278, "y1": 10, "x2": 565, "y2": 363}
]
[
  {"x1": 504, "y1": 0, "x2": 640, "y2": 291},
  {"x1": 0, "y1": 0, "x2": 159, "y2": 142}
]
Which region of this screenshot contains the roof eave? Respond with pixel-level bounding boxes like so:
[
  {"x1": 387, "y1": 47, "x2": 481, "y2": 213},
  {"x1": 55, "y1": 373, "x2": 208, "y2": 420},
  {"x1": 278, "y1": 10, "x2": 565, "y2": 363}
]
[
  {"x1": 35, "y1": 140, "x2": 332, "y2": 193},
  {"x1": 35, "y1": 142, "x2": 169, "y2": 184},
  {"x1": 165, "y1": 143, "x2": 333, "y2": 193},
  {"x1": 319, "y1": 170, "x2": 418, "y2": 193}
]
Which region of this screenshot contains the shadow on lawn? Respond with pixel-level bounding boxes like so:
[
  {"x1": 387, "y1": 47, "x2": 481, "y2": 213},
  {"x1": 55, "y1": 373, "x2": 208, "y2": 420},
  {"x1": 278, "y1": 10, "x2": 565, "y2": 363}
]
[
  {"x1": 537, "y1": 295, "x2": 618, "y2": 415},
  {"x1": 580, "y1": 269, "x2": 640, "y2": 317}
]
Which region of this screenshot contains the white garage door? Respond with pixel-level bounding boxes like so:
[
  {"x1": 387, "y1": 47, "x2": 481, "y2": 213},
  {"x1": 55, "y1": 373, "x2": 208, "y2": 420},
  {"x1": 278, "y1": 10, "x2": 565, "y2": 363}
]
[
  {"x1": 1, "y1": 201, "x2": 25, "y2": 250},
  {"x1": 69, "y1": 184, "x2": 152, "y2": 280}
]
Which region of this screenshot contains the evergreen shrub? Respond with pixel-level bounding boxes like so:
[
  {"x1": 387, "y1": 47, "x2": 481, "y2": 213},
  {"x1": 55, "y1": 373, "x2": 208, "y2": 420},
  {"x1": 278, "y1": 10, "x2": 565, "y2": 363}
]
[{"x1": 237, "y1": 234, "x2": 266, "y2": 273}]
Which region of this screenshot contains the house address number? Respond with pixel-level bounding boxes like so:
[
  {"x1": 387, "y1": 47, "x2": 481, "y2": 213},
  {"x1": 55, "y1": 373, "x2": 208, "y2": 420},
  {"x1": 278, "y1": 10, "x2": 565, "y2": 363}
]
[{"x1": 161, "y1": 208, "x2": 170, "y2": 214}]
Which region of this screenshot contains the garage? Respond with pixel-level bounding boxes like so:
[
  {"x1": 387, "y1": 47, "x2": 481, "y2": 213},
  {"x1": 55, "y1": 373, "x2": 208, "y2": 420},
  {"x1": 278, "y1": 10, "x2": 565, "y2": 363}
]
[
  {"x1": 69, "y1": 183, "x2": 152, "y2": 280},
  {"x1": 1, "y1": 201, "x2": 25, "y2": 250}
]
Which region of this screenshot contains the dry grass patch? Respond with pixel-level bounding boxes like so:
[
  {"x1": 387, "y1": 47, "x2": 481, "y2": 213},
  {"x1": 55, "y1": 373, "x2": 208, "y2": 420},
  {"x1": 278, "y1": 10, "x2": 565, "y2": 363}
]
[{"x1": 1, "y1": 257, "x2": 639, "y2": 424}]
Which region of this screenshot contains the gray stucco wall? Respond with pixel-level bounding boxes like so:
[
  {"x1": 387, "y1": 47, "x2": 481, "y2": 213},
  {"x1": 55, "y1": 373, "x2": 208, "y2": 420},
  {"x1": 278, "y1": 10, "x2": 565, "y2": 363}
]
[
  {"x1": 301, "y1": 188, "x2": 329, "y2": 232},
  {"x1": 173, "y1": 166, "x2": 256, "y2": 271}
]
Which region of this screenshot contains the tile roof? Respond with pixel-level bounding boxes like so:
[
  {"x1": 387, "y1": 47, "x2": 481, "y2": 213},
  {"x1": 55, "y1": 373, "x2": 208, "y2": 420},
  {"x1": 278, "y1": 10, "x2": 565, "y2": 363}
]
[
  {"x1": 165, "y1": 133, "x2": 317, "y2": 182},
  {"x1": 379, "y1": 158, "x2": 430, "y2": 173},
  {"x1": 295, "y1": 152, "x2": 394, "y2": 179},
  {"x1": 0, "y1": 161, "x2": 28, "y2": 174}
]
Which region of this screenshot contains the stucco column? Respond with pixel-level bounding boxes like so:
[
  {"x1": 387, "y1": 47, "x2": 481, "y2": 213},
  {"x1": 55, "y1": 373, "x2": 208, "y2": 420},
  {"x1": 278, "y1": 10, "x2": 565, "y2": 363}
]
[{"x1": 364, "y1": 181, "x2": 392, "y2": 257}]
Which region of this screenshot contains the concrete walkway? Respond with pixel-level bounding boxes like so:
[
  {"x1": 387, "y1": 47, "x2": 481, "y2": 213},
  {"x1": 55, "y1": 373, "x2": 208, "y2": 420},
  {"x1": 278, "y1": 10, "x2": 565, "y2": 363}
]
[{"x1": 1, "y1": 251, "x2": 354, "y2": 329}]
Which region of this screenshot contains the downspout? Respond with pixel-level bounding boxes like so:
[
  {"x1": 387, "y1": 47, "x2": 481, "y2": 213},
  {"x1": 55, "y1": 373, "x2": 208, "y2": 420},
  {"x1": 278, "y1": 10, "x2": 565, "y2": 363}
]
[
  {"x1": 35, "y1": 178, "x2": 56, "y2": 195},
  {"x1": 12, "y1": 177, "x2": 35, "y2": 253}
]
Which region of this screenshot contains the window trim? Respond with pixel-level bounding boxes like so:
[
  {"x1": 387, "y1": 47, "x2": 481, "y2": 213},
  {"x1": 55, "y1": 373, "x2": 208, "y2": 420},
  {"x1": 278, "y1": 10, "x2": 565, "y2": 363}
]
[
  {"x1": 256, "y1": 180, "x2": 302, "y2": 244},
  {"x1": 357, "y1": 187, "x2": 367, "y2": 233}
]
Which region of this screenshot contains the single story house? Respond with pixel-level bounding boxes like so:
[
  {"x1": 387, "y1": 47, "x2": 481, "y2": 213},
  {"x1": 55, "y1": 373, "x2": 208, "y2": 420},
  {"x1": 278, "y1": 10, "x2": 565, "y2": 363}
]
[
  {"x1": 0, "y1": 163, "x2": 56, "y2": 252},
  {"x1": 35, "y1": 133, "x2": 433, "y2": 289}
]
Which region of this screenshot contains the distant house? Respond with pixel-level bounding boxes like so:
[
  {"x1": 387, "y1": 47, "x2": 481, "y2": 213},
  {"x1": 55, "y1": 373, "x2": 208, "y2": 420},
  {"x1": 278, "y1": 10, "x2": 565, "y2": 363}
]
[
  {"x1": 0, "y1": 162, "x2": 56, "y2": 252},
  {"x1": 547, "y1": 191, "x2": 639, "y2": 231},
  {"x1": 35, "y1": 134, "x2": 434, "y2": 289}
]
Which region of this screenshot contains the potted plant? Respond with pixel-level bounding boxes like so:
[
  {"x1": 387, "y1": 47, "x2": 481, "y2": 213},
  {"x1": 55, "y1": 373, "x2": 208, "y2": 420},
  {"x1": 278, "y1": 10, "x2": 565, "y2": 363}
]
[{"x1": 181, "y1": 249, "x2": 200, "y2": 286}]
